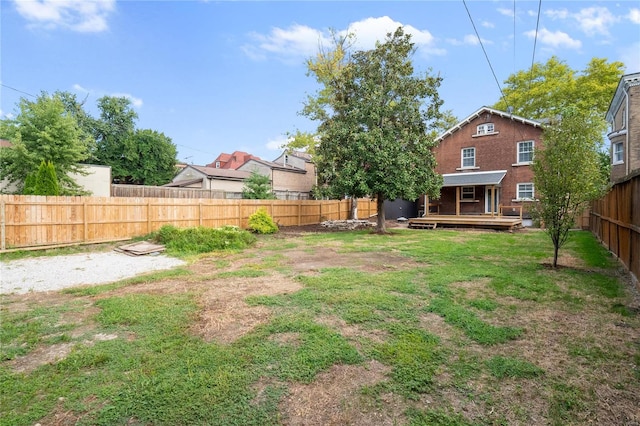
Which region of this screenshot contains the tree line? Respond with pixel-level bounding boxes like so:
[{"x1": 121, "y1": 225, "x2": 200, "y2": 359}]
[{"x1": 0, "y1": 92, "x2": 178, "y2": 195}]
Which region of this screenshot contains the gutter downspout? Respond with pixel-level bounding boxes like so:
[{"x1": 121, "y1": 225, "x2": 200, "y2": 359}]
[{"x1": 624, "y1": 84, "x2": 630, "y2": 176}]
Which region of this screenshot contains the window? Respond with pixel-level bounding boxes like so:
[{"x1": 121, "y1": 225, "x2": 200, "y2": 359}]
[
  {"x1": 613, "y1": 142, "x2": 624, "y2": 164},
  {"x1": 517, "y1": 141, "x2": 534, "y2": 164},
  {"x1": 476, "y1": 123, "x2": 494, "y2": 135},
  {"x1": 517, "y1": 183, "x2": 534, "y2": 200},
  {"x1": 461, "y1": 186, "x2": 475, "y2": 200},
  {"x1": 461, "y1": 147, "x2": 475, "y2": 168},
  {"x1": 215, "y1": 161, "x2": 221, "y2": 168}
]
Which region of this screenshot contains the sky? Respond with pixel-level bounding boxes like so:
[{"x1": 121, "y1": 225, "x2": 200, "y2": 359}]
[{"x1": 1, "y1": 0, "x2": 639, "y2": 166}]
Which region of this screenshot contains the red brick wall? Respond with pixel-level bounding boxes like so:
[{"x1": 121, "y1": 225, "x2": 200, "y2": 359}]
[{"x1": 432, "y1": 111, "x2": 543, "y2": 215}]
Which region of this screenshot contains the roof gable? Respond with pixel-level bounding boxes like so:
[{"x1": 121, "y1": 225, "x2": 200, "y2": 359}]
[
  {"x1": 606, "y1": 72, "x2": 640, "y2": 122},
  {"x1": 437, "y1": 106, "x2": 542, "y2": 142}
]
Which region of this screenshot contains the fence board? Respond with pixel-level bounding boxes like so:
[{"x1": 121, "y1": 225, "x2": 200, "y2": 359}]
[
  {"x1": 590, "y1": 173, "x2": 639, "y2": 286},
  {"x1": 0, "y1": 195, "x2": 376, "y2": 250}
]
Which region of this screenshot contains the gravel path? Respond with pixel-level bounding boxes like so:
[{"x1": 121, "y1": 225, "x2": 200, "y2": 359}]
[{"x1": 0, "y1": 252, "x2": 186, "y2": 294}]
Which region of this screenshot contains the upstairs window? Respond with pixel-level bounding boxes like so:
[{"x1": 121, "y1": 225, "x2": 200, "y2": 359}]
[
  {"x1": 476, "y1": 123, "x2": 494, "y2": 135},
  {"x1": 613, "y1": 142, "x2": 624, "y2": 164},
  {"x1": 215, "y1": 161, "x2": 221, "y2": 168},
  {"x1": 461, "y1": 147, "x2": 476, "y2": 168},
  {"x1": 517, "y1": 141, "x2": 534, "y2": 164}
]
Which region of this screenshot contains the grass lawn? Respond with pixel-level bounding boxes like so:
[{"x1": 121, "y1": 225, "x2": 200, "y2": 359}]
[{"x1": 1, "y1": 227, "x2": 639, "y2": 425}]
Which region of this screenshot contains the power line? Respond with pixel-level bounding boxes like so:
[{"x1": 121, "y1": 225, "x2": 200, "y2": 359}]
[
  {"x1": 0, "y1": 83, "x2": 36, "y2": 98},
  {"x1": 528, "y1": 0, "x2": 543, "y2": 93},
  {"x1": 462, "y1": 0, "x2": 507, "y2": 107}
]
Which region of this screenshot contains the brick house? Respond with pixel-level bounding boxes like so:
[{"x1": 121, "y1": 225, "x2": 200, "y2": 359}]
[
  {"x1": 606, "y1": 72, "x2": 640, "y2": 182},
  {"x1": 426, "y1": 107, "x2": 543, "y2": 220},
  {"x1": 206, "y1": 151, "x2": 260, "y2": 170}
]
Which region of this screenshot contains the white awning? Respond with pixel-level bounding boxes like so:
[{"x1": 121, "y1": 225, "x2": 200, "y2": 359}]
[{"x1": 442, "y1": 170, "x2": 507, "y2": 187}]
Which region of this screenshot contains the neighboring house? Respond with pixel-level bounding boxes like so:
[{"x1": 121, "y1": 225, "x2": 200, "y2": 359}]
[
  {"x1": 238, "y1": 150, "x2": 316, "y2": 194},
  {"x1": 428, "y1": 106, "x2": 543, "y2": 220},
  {"x1": 0, "y1": 139, "x2": 111, "y2": 196},
  {"x1": 167, "y1": 165, "x2": 250, "y2": 192},
  {"x1": 606, "y1": 72, "x2": 640, "y2": 182},
  {"x1": 206, "y1": 151, "x2": 260, "y2": 169}
]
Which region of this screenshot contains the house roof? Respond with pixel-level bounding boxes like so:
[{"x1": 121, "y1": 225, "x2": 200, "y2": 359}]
[
  {"x1": 442, "y1": 170, "x2": 507, "y2": 187},
  {"x1": 437, "y1": 107, "x2": 542, "y2": 142},
  {"x1": 0, "y1": 139, "x2": 13, "y2": 148},
  {"x1": 240, "y1": 158, "x2": 307, "y2": 174},
  {"x1": 188, "y1": 165, "x2": 250, "y2": 180},
  {"x1": 163, "y1": 178, "x2": 204, "y2": 187},
  {"x1": 606, "y1": 72, "x2": 640, "y2": 122},
  {"x1": 207, "y1": 151, "x2": 261, "y2": 169}
]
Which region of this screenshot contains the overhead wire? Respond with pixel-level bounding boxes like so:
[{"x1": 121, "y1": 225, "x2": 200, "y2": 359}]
[
  {"x1": 462, "y1": 0, "x2": 508, "y2": 108},
  {"x1": 1, "y1": 83, "x2": 36, "y2": 98}
]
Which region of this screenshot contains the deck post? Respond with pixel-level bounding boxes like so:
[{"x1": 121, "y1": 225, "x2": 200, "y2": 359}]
[
  {"x1": 455, "y1": 187, "x2": 460, "y2": 216},
  {"x1": 490, "y1": 185, "x2": 496, "y2": 217},
  {"x1": 425, "y1": 194, "x2": 429, "y2": 217}
]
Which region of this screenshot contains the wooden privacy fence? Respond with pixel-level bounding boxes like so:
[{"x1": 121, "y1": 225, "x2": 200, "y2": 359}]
[
  {"x1": 589, "y1": 173, "x2": 639, "y2": 285},
  {"x1": 0, "y1": 195, "x2": 376, "y2": 251},
  {"x1": 111, "y1": 184, "x2": 311, "y2": 200}
]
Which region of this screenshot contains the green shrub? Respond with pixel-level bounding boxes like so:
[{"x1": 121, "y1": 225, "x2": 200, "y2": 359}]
[
  {"x1": 154, "y1": 225, "x2": 256, "y2": 255},
  {"x1": 247, "y1": 208, "x2": 279, "y2": 234}
]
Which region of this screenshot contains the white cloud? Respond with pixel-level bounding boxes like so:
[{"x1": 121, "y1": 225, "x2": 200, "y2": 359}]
[
  {"x1": 497, "y1": 8, "x2": 514, "y2": 18},
  {"x1": 545, "y1": 6, "x2": 618, "y2": 36},
  {"x1": 524, "y1": 28, "x2": 581, "y2": 50},
  {"x1": 629, "y1": 8, "x2": 640, "y2": 24},
  {"x1": 243, "y1": 16, "x2": 445, "y2": 63},
  {"x1": 448, "y1": 34, "x2": 492, "y2": 46},
  {"x1": 111, "y1": 93, "x2": 143, "y2": 108},
  {"x1": 72, "y1": 83, "x2": 90, "y2": 93},
  {"x1": 243, "y1": 24, "x2": 330, "y2": 63},
  {"x1": 574, "y1": 7, "x2": 617, "y2": 36},
  {"x1": 481, "y1": 20, "x2": 495, "y2": 29},
  {"x1": 266, "y1": 135, "x2": 288, "y2": 151},
  {"x1": 13, "y1": 0, "x2": 115, "y2": 33},
  {"x1": 341, "y1": 16, "x2": 438, "y2": 51}
]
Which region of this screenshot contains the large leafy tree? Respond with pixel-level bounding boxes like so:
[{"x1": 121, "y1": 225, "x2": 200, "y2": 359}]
[
  {"x1": 92, "y1": 96, "x2": 139, "y2": 183},
  {"x1": 0, "y1": 92, "x2": 91, "y2": 194},
  {"x1": 127, "y1": 129, "x2": 178, "y2": 185},
  {"x1": 532, "y1": 107, "x2": 608, "y2": 267},
  {"x1": 493, "y1": 56, "x2": 624, "y2": 133},
  {"x1": 92, "y1": 96, "x2": 178, "y2": 185},
  {"x1": 311, "y1": 27, "x2": 443, "y2": 233}
]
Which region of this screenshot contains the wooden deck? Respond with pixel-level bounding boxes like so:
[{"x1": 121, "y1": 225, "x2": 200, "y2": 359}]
[{"x1": 408, "y1": 215, "x2": 523, "y2": 231}]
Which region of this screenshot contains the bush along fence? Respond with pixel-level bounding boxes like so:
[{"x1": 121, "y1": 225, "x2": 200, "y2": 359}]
[
  {"x1": 0, "y1": 195, "x2": 376, "y2": 251},
  {"x1": 590, "y1": 172, "x2": 639, "y2": 286}
]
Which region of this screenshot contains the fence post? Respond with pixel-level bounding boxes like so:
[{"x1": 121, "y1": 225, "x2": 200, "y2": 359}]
[
  {"x1": 298, "y1": 199, "x2": 302, "y2": 226},
  {"x1": 83, "y1": 201, "x2": 88, "y2": 243},
  {"x1": 1, "y1": 199, "x2": 5, "y2": 251}
]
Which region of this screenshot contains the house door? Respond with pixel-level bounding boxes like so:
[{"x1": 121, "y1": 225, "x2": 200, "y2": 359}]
[{"x1": 485, "y1": 187, "x2": 500, "y2": 214}]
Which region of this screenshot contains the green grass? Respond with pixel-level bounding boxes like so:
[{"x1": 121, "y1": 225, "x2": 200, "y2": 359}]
[{"x1": 1, "y1": 228, "x2": 637, "y2": 426}]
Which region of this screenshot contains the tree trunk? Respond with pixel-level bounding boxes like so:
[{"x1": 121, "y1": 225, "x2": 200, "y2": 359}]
[
  {"x1": 553, "y1": 243, "x2": 559, "y2": 268},
  {"x1": 376, "y1": 194, "x2": 386, "y2": 233},
  {"x1": 351, "y1": 197, "x2": 358, "y2": 220}
]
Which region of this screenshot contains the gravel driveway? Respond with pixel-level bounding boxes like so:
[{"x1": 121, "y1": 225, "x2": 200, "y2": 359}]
[{"x1": 0, "y1": 252, "x2": 186, "y2": 294}]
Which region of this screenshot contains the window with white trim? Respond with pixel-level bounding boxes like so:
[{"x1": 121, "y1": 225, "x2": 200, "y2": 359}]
[
  {"x1": 476, "y1": 123, "x2": 494, "y2": 135},
  {"x1": 517, "y1": 141, "x2": 534, "y2": 164},
  {"x1": 517, "y1": 183, "x2": 534, "y2": 200},
  {"x1": 461, "y1": 147, "x2": 475, "y2": 168},
  {"x1": 613, "y1": 142, "x2": 624, "y2": 164},
  {"x1": 461, "y1": 186, "x2": 475, "y2": 200},
  {"x1": 215, "y1": 161, "x2": 221, "y2": 168}
]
